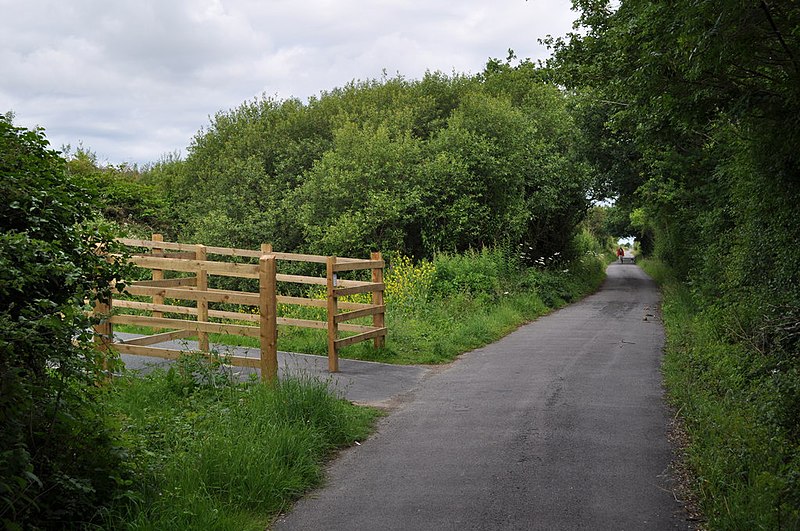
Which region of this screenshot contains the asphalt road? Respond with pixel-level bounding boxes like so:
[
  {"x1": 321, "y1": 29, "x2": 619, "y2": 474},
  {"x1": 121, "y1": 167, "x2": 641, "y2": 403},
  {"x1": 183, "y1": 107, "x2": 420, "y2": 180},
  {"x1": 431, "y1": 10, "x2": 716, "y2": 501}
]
[{"x1": 274, "y1": 262, "x2": 690, "y2": 530}]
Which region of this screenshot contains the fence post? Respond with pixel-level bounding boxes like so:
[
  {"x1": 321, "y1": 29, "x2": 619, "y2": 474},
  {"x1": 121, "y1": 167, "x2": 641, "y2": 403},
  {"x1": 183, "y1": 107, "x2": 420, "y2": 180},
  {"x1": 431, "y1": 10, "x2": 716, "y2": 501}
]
[
  {"x1": 259, "y1": 254, "x2": 278, "y2": 382},
  {"x1": 371, "y1": 251, "x2": 385, "y2": 348},
  {"x1": 261, "y1": 243, "x2": 273, "y2": 254},
  {"x1": 151, "y1": 233, "x2": 164, "y2": 325},
  {"x1": 93, "y1": 291, "x2": 113, "y2": 379},
  {"x1": 326, "y1": 256, "x2": 339, "y2": 372},
  {"x1": 195, "y1": 244, "x2": 209, "y2": 352}
]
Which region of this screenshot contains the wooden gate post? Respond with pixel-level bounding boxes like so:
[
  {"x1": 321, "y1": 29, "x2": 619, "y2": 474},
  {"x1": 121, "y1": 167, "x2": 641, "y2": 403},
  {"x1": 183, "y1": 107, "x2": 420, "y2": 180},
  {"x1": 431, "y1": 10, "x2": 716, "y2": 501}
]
[
  {"x1": 151, "y1": 233, "x2": 164, "y2": 325},
  {"x1": 371, "y1": 251, "x2": 386, "y2": 348},
  {"x1": 326, "y1": 256, "x2": 339, "y2": 372},
  {"x1": 196, "y1": 244, "x2": 209, "y2": 352},
  {"x1": 93, "y1": 292, "x2": 113, "y2": 378},
  {"x1": 259, "y1": 254, "x2": 278, "y2": 382}
]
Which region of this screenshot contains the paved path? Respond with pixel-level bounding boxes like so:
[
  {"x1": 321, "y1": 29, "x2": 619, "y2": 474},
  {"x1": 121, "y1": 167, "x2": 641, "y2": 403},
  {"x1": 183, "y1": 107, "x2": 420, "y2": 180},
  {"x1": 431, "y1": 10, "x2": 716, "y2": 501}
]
[{"x1": 274, "y1": 263, "x2": 690, "y2": 530}]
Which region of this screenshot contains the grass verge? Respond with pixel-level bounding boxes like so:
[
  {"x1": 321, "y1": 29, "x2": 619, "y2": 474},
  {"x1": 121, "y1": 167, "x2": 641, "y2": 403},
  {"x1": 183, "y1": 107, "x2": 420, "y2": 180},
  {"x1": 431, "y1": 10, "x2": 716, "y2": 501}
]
[
  {"x1": 640, "y1": 258, "x2": 800, "y2": 530},
  {"x1": 101, "y1": 354, "x2": 379, "y2": 530}
]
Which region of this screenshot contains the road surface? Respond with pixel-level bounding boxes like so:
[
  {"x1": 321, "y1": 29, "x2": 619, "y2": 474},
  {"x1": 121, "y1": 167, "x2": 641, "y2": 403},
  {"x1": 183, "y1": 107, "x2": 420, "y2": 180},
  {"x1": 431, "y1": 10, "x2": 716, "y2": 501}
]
[{"x1": 274, "y1": 263, "x2": 690, "y2": 530}]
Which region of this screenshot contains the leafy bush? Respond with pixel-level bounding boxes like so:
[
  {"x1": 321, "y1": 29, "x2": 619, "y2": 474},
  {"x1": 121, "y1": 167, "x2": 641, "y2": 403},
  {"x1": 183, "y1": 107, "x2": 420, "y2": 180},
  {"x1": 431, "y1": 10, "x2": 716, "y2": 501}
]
[
  {"x1": 431, "y1": 249, "x2": 504, "y2": 299},
  {"x1": 150, "y1": 68, "x2": 590, "y2": 264},
  {"x1": 65, "y1": 147, "x2": 176, "y2": 237},
  {"x1": 0, "y1": 118, "x2": 128, "y2": 528}
]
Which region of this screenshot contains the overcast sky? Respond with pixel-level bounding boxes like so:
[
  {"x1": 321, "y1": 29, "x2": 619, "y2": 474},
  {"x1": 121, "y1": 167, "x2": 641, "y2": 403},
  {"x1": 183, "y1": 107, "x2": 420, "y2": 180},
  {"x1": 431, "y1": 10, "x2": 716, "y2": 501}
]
[{"x1": 1, "y1": 0, "x2": 576, "y2": 166}]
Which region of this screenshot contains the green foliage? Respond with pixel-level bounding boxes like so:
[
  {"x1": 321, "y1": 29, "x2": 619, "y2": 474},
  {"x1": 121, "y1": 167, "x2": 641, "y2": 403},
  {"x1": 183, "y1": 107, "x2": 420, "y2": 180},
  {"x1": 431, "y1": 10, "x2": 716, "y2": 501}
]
[
  {"x1": 296, "y1": 121, "x2": 424, "y2": 256},
  {"x1": 151, "y1": 69, "x2": 591, "y2": 263},
  {"x1": 0, "y1": 118, "x2": 129, "y2": 528},
  {"x1": 173, "y1": 95, "x2": 334, "y2": 251},
  {"x1": 431, "y1": 249, "x2": 504, "y2": 299},
  {"x1": 550, "y1": 0, "x2": 800, "y2": 272},
  {"x1": 64, "y1": 146, "x2": 178, "y2": 237},
  {"x1": 104, "y1": 356, "x2": 378, "y2": 529},
  {"x1": 643, "y1": 259, "x2": 800, "y2": 529}
]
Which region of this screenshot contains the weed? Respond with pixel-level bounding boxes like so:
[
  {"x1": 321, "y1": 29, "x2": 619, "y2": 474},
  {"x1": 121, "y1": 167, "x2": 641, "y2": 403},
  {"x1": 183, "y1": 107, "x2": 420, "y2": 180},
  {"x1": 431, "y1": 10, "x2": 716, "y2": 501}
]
[{"x1": 384, "y1": 254, "x2": 436, "y2": 312}]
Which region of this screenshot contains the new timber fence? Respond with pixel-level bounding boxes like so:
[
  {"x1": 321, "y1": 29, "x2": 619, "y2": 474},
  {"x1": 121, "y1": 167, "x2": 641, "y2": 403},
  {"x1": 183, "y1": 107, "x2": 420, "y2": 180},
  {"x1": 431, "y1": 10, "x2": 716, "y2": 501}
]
[{"x1": 93, "y1": 234, "x2": 387, "y2": 381}]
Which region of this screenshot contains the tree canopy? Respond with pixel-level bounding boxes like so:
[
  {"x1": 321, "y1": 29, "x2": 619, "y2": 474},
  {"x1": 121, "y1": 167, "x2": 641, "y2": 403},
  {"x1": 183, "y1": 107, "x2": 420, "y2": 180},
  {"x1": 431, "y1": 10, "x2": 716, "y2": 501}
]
[
  {"x1": 549, "y1": 0, "x2": 800, "y2": 287},
  {"x1": 159, "y1": 68, "x2": 592, "y2": 263}
]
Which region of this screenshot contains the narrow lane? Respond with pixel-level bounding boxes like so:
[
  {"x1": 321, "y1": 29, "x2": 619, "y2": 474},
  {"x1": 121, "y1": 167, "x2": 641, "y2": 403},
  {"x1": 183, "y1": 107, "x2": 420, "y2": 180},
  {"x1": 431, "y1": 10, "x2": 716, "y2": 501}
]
[{"x1": 275, "y1": 264, "x2": 689, "y2": 530}]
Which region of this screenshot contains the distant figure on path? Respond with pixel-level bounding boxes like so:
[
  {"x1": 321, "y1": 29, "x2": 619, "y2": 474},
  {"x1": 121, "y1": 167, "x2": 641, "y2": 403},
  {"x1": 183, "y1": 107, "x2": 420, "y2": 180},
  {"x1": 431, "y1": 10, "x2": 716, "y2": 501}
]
[{"x1": 616, "y1": 246, "x2": 625, "y2": 263}]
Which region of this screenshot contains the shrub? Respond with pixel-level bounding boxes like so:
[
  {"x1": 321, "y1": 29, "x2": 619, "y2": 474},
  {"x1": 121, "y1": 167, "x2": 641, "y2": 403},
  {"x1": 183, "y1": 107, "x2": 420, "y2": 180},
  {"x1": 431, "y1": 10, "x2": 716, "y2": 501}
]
[
  {"x1": 431, "y1": 248, "x2": 504, "y2": 298},
  {"x1": 0, "y1": 118, "x2": 128, "y2": 528}
]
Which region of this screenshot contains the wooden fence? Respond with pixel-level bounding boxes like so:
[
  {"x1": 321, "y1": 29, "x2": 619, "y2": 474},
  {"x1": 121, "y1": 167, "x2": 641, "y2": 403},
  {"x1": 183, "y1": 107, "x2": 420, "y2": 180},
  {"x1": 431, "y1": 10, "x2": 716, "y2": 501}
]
[{"x1": 93, "y1": 234, "x2": 386, "y2": 381}]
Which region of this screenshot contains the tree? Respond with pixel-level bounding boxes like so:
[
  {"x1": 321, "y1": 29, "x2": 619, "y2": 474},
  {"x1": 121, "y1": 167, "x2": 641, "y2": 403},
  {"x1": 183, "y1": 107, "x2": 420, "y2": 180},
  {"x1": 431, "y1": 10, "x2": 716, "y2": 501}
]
[
  {"x1": 168, "y1": 70, "x2": 593, "y2": 262},
  {"x1": 549, "y1": 0, "x2": 800, "y2": 278},
  {"x1": 295, "y1": 120, "x2": 425, "y2": 257},
  {"x1": 64, "y1": 146, "x2": 176, "y2": 236}
]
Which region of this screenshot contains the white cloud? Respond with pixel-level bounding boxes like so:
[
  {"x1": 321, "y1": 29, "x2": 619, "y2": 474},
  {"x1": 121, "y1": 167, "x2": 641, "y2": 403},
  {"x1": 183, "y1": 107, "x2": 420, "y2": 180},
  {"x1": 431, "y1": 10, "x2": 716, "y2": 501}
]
[{"x1": 0, "y1": 0, "x2": 576, "y2": 165}]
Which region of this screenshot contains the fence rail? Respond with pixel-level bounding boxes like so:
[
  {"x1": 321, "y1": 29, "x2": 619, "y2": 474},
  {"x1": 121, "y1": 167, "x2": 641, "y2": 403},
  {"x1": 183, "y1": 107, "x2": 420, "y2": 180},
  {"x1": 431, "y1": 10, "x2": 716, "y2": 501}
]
[{"x1": 94, "y1": 235, "x2": 387, "y2": 381}]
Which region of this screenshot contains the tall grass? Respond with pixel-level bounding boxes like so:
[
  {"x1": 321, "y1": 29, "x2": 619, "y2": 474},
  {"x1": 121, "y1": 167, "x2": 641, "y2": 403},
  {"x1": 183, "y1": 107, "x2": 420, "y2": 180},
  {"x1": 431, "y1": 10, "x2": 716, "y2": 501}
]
[
  {"x1": 641, "y1": 258, "x2": 800, "y2": 529},
  {"x1": 102, "y1": 354, "x2": 378, "y2": 530}
]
